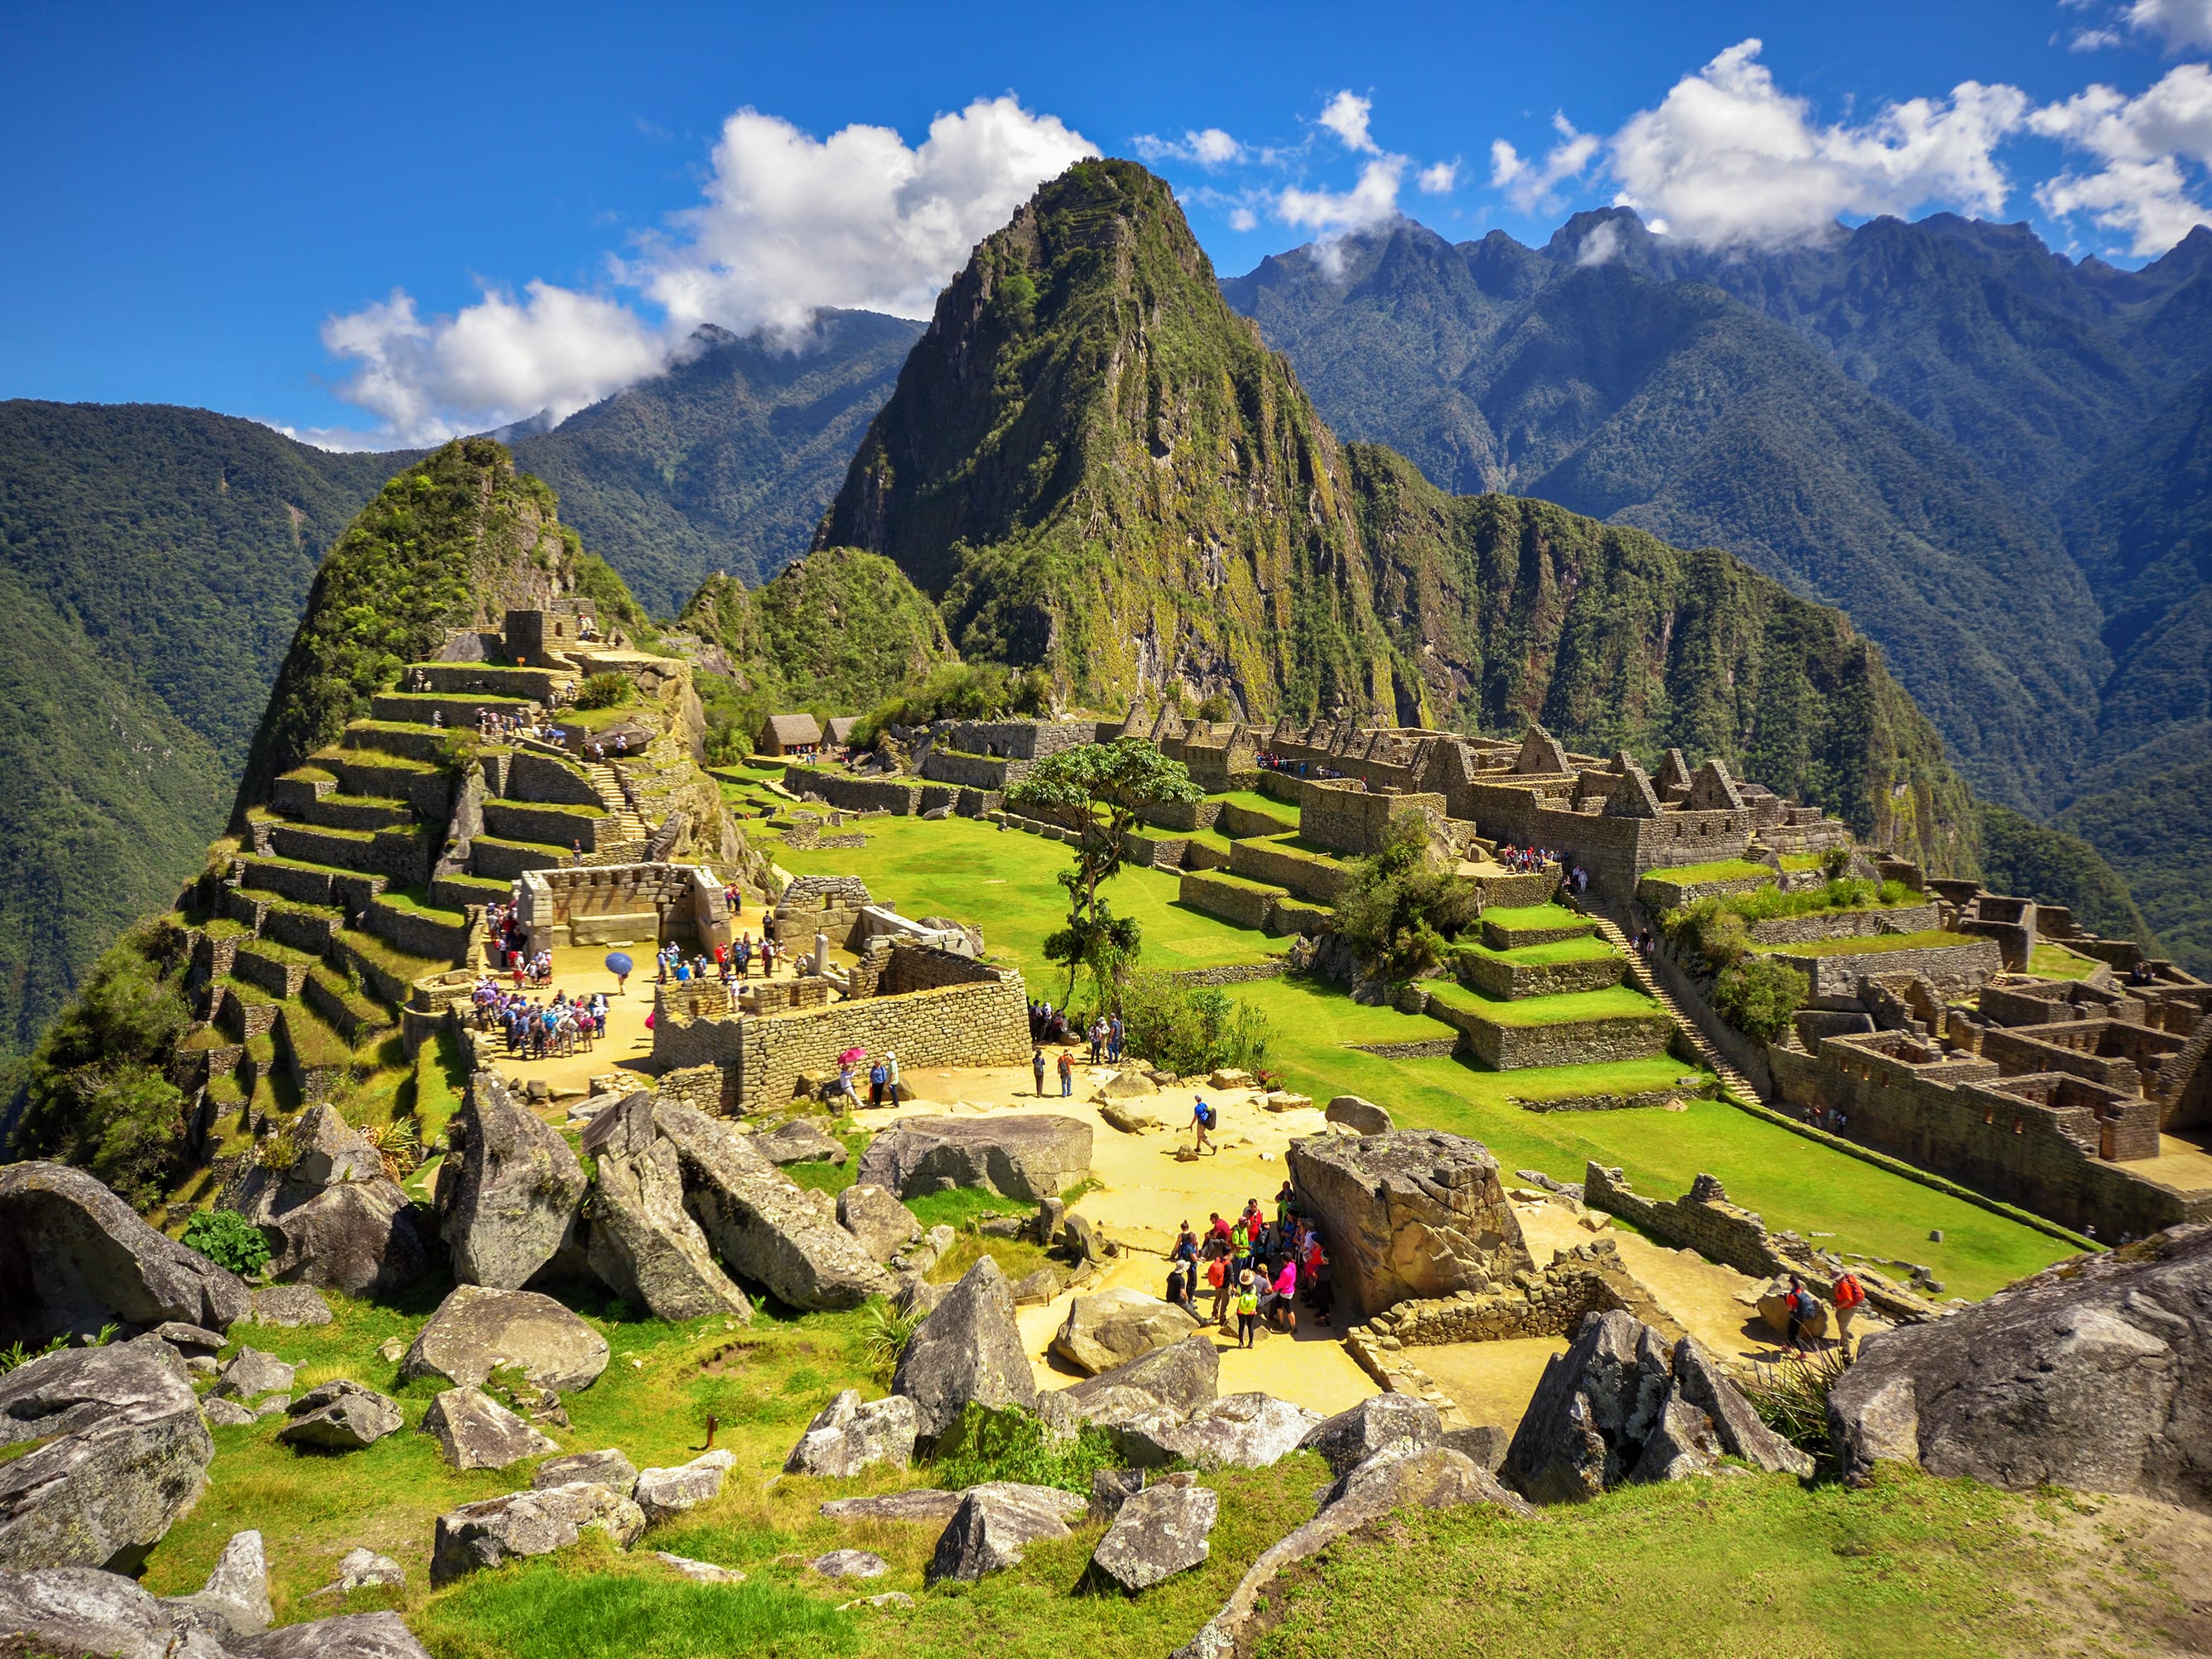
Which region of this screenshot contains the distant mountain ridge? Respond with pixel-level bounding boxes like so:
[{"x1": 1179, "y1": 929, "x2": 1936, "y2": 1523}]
[{"x1": 1223, "y1": 208, "x2": 2212, "y2": 971}]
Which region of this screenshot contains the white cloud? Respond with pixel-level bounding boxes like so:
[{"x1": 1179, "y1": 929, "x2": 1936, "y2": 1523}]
[
  {"x1": 1275, "y1": 157, "x2": 1405, "y2": 235},
  {"x1": 1606, "y1": 39, "x2": 2028, "y2": 248},
  {"x1": 313, "y1": 95, "x2": 1094, "y2": 447},
  {"x1": 1133, "y1": 127, "x2": 1245, "y2": 166},
  {"x1": 2126, "y1": 0, "x2": 2212, "y2": 51},
  {"x1": 1228, "y1": 206, "x2": 1259, "y2": 232},
  {"x1": 1490, "y1": 113, "x2": 1600, "y2": 211},
  {"x1": 1418, "y1": 160, "x2": 1459, "y2": 195},
  {"x1": 1575, "y1": 219, "x2": 1624, "y2": 267},
  {"x1": 2032, "y1": 64, "x2": 2212, "y2": 253},
  {"x1": 1318, "y1": 91, "x2": 1380, "y2": 154}
]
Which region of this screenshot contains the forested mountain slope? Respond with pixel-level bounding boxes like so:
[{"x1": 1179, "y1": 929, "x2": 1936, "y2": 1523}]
[{"x1": 819, "y1": 160, "x2": 1975, "y2": 870}]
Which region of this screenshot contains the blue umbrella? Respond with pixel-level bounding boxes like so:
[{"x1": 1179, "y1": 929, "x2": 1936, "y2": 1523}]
[{"x1": 605, "y1": 952, "x2": 634, "y2": 977}]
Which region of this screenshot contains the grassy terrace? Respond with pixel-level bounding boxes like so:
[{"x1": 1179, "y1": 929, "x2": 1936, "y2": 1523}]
[
  {"x1": 1454, "y1": 934, "x2": 1619, "y2": 967},
  {"x1": 774, "y1": 810, "x2": 2076, "y2": 1297},
  {"x1": 1641, "y1": 858, "x2": 1776, "y2": 885},
  {"x1": 1426, "y1": 981, "x2": 1664, "y2": 1027},
  {"x1": 2030, "y1": 943, "x2": 2104, "y2": 980},
  {"x1": 1482, "y1": 902, "x2": 1584, "y2": 929},
  {"x1": 1771, "y1": 929, "x2": 1983, "y2": 958}
]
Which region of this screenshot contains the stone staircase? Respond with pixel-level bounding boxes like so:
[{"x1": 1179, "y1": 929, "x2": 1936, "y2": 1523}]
[
  {"x1": 586, "y1": 760, "x2": 651, "y2": 844},
  {"x1": 1585, "y1": 912, "x2": 1764, "y2": 1107}
]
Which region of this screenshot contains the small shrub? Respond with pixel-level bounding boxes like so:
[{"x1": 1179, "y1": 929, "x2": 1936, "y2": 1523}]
[
  {"x1": 575, "y1": 673, "x2": 636, "y2": 711},
  {"x1": 1742, "y1": 1344, "x2": 1853, "y2": 1462},
  {"x1": 930, "y1": 1402, "x2": 1124, "y2": 1493},
  {"x1": 1115, "y1": 971, "x2": 1272, "y2": 1076},
  {"x1": 1712, "y1": 956, "x2": 1810, "y2": 1042},
  {"x1": 859, "y1": 1299, "x2": 923, "y2": 1382},
  {"x1": 181, "y1": 1208, "x2": 271, "y2": 1276}
]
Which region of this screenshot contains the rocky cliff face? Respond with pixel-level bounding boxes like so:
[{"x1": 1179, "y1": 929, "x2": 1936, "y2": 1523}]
[{"x1": 817, "y1": 160, "x2": 1973, "y2": 867}]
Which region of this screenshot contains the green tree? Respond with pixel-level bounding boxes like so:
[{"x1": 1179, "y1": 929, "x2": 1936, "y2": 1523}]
[
  {"x1": 1333, "y1": 814, "x2": 1479, "y2": 981},
  {"x1": 1005, "y1": 739, "x2": 1203, "y2": 999}
]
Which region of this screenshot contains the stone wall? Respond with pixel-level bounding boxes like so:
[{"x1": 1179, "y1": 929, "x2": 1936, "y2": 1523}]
[
  {"x1": 1636, "y1": 870, "x2": 1773, "y2": 909},
  {"x1": 1429, "y1": 1000, "x2": 1674, "y2": 1070},
  {"x1": 1178, "y1": 870, "x2": 1280, "y2": 931},
  {"x1": 507, "y1": 752, "x2": 603, "y2": 807},
  {"x1": 1766, "y1": 1034, "x2": 2205, "y2": 1237},
  {"x1": 1453, "y1": 780, "x2": 1753, "y2": 898},
  {"x1": 918, "y1": 749, "x2": 1019, "y2": 790},
  {"x1": 783, "y1": 766, "x2": 924, "y2": 816},
  {"x1": 1780, "y1": 938, "x2": 2004, "y2": 1003},
  {"x1": 1216, "y1": 799, "x2": 1298, "y2": 840},
  {"x1": 935, "y1": 718, "x2": 1096, "y2": 761},
  {"x1": 1142, "y1": 798, "x2": 1222, "y2": 834},
  {"x1": 1226, "y1": 838, "x2": 1351, "y2": 904},
  {"x1": 364, "y1": 899, "x2": 475, "y2": 966},
  {"x1": 1745, "y1": 903, "x2": 1941, "y2": 946},
  {"x1": 480, "y1": 799, "x2": 606, "y2": 852},
  {"x1": 1453, "y1": 948, "x2": 1624, "y2": 1001},
  {"x1": 648, "y1": 972, "x2": 1030, "y2": 1113},
  {"x1": 1298, "y1": 786, "x2": 1444, "y2": 857},
  {"x1": 518, "y1": 861, "x2": 728, "y2": 955},
  {"x1": 1366, "y1": 1240, "x2": 1684, "y2": 1345}
]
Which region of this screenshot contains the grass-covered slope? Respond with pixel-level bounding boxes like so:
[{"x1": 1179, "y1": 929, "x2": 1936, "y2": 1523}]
[
  {"x1": 511, "y1": 312, "x2": 924, "y2": 612},
  {"x1": 234, "y1": 437, "x2": 602, "y2": 814}
]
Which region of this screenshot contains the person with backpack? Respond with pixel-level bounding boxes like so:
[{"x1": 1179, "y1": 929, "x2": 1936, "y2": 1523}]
[
  {"x1": 1783, "y1": 1276, "x2": 1819, "y2": 1353},
  {"x1": 1165, "y1": 1257, "x2": 1193, "y2": 1317},
  {"x1": 1270, "y1": 1256, "x2": 1299, "y2": 1334},
  {"x1": 1235, "y1": 1271, "x2": 1261, "y2": 1348},
  {"x1": 1207, "y1": 1251, "x2": 1231, "y2": 1329},
  {"x1": 1831, "y1": 1270, "x2": 1867, "y2": 1349},
  {"x1": 1056, "y1": 1049, "x2": 1074, "y2": 1097},
  {"x1": 1191, "y1": 1097, "x2": 1217, "y2": 1155}
]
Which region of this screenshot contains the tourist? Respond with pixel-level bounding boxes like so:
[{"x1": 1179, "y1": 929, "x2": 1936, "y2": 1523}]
[
  {"x1": 1782, "y1": 1276, "x2": 1818, "y2": 1353},
  {"x1": 1191, "y1": 1096, "x2": 1217, "y2": 1156},
  {"x1": 1270, "y1": 1256, "x2": 1298, "y2": 1333},
  {"x1": 1166, "y1": 1256, "x2": 1193, "y2": 1316},
  {"x1": 1305, "y1": 1237, "x2": 1333, "y2": 1328},
  {"x1": 1108, "y1": 1014, "x2": 1124, "y2": 1063},
  {"x1": 868, "y1": 1057, "x2": 889, "y2": 1107},
  {"x1": 1235, "y1": 1271, "x2": 1261, "y2": 1348},
  {"x1": 1032, "y1": 1047, "x2": 1048, "y2": 1097},
  {"x1": 884, "y1": 1050, "x2": 900, "y2": 1098},
  {"x1": 1831, "y1": 1269, "x2": 1867, "y2": 1350},
  {"x1": 1207, "y1": 1251, "x2": 1231, "y2": 1328},
  {"x1": 1087, "y1": 1018, "x2": 1105, "y2": 1065},
  {"x1": 1057, "y1": 1049, "x2": 1074, "y2": 1097}
]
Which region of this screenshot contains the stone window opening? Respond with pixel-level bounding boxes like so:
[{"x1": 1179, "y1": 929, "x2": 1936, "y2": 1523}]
[{"x1": 2013, "y1": 1118, "x2": 2024, "y2": 1135}]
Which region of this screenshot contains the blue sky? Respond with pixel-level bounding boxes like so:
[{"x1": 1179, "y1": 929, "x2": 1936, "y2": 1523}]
[{"x1": 7, "y1": 0, "x2": 2212, "y2": 445}]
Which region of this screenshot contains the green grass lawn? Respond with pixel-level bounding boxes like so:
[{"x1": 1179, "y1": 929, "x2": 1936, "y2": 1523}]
[
  {"x1": 1772, "y1": 929, "x2": 1982, "y2": 958},
  {"x1": 1454, "y1": 934, "x2": 1620, "y2": 967},
  {"x1": 1482, "y1": 903, "x2": 1586, "y2": 929},
  {"x1": 1210, "y1": 788, "x2": 1298, "y2": 826},
  {"x1": 773, "y1": 813, "x2": 1272, "y2": 982},
  {"x1": 1640, "y1": 858, "x2": 1776, "y2": 885},
  {"x1": 1427, "y1": 981, "x2": 1664, "y2": 1027},
  {"x1": 2029, "y1": 943, "x2": 2103, "y2": 980}
]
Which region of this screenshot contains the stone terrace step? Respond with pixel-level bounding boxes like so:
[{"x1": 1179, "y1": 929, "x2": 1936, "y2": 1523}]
[
  {"x1": 231, "y1": 938, "x2": 317, "y2": 999},
  {"x1": 334, "y1": 928, "x2": 449, "y2": 1005},
  {"x1": 302, "y1": 964, "x2": 397, "y2": 1047},
  {"x1": 480, "y1": 798, "x2": 610, "y2": 851},
  {"x1": 272, "y1": 767, "x2": 337, "y2": 816},
  {"x1": 1588, "y1": 912, "x2": 1762, "y2": 1105},
  {"x1": 412, "y1": 662, "x2": 568, "y2": 702},
  {"x1": 467, "y1": 836, "x2": 568, "y2": 881},
  {"x1": 263, "y1": 817, "x2": 437, "y2": 888},
  {"x1": 216, "y1": 977, "x2": 280, "y2": 1042},
  {"x1": 369, "y1": 691, "x2": 536, "y2": 728},
  {"x1": 257, "y1": 897, "x2": 346, "y2": 957},
  {"x1": 339, "y1": 721, "x2": 455, "y2": 764},
  {"x1": 431, "y1": 870, "x2": 514, "y2": 910},
  {"x1": 241, "y1": 854, "x2": 387, "y2": 913},
  {"x1": 364, "y1": 892, "x2": 475, "y2": 964},
  {"x1": 314, "y1": 745, "x2": 453, "y2": 818},
  {"x1": 301, "y1": 793, "x2": 417, "y2": 832}
]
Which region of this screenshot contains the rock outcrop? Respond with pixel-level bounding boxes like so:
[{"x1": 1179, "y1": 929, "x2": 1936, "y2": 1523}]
[
  {"x1": 1324, "y1": 1096, "x2": 1394, "y2": 1136},
  {"x1": 1504, "y1": 1311, "x2": 1810, "y2": 1502},
  {"x1": 1058, "y1": 1333, "x2": 1221, "y2": 1423},
  {"x1": 1049, "y1": 1289, "x2": 1200, "y2": 1376},
  {"x1": 586, "y1": 1138, "x2": 753, "y2": 1323},
  {"x1": 651, "y1": 1104, "x2": 890, "y2": 1310},
  {"x1": 229, "y1": 1610, "x2": 430, "y2": 1657},
  {"x1": 276, "y1": 1382, "x2": 403, "y2": 1453},
  {"x1": 1287, "y1": 1131, "x2": 1530, "y2": 1319},
  {"x1": 420, "y1": 1387, "x2": 558, "y2": 1472},
  {"x1": 221, "y1": 1107, "x2": 425, "y2": 1298},
  {"x1": 1299, "y1": 1394, "x2": 1441, "y2": 1478},
  {"x1": 1127, "y1": 1392, "x2": 1322, "y2": 1470},
  {"x1": 1828, "y1": 1223, "x2": 2212, "y2": 1504},
  {"x1": 632, "y1": 1450, "x2": 735, "y2": 1523},
  {"x1": 856, "y1": 1115, "x2": 1092, "y2": 1203},
  {"x1": 784, "y1": 1390, "x2": 919, "y2": 1478},
  {"x1": 836, "y1": 1185, "x2": 921, "y2": 1263},
  {"x1": 401, "y1": 1285, "x2": 609, "y2": 1393},
  {"x1": 923, "y1": 1483, "x2": 1082, "y2": 1584},
  {"x1": 248, "y1": 1286, "x2": 333, "y2": 1329},
  {"x1": 753, "y1": 1117, "x2": 846, "y2": 1166},
  {"x1": 531, "y1": 1449, "x2": 637, "y2": 1492},
  {"x1": 214, "y1": 1348, "x2": 295, "y2": 1403},
  {"x1": 0, "y1": 1163, "x2": 249, "y2": 1346},
  {"x1": 1090, "y1": 1483, "x2": 1217, "y2": 1592},
  {"x1": 430, "y1": 1482, "x2": 645, "y2": 1585},
  {"x1": 891, "y1": 1257, "x2": 1038, "y2": 1439},
  {"x1": 0, "y1": 1343, "x2": 214, "y2": 1572},
  {"x1": 1318, "y1": 1445, "x2": 1535, "y2": 1517},
  {"x1": 160, "y1": 1529, "x2": 272, "y2": 1641},
  {"x1": 439, "y1": 1075, "x2": 587, "y2": 1290}
]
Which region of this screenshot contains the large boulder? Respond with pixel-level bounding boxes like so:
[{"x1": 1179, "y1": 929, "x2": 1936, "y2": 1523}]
[
  {"x1": 818, "y1": 1489, "x2": 966, "y2": 1526},
  {"x1": 753, "y1": 1117, "x2": 846, "y2": 1166},
  {"x1": 1090, "y1": 1483, "x2": 1217, "y2": 1592},
  {"x1": 924, "y1": 1483, "x2": 1078, "y2": 1584},
  {"x1": 0, "y1": 1566, "x2": 229, "y2": 1659},
  {"x1": 1127, "y1": 1392, "x2": 1322, "y2": 1470},
  {"x1": 1324, "y1": 1095, "x2": 1394, "y2": 1136},
  {"x1": 214, "y1": 1348, "x2": 296, "y2": 1402},
  {"x1": 228, "y1": 1612, "x2": 433, "y2": 1657},
  {"x1": 1286, "y1": 1130, "x2": 1530, "y2": 1319},
  {"x1": 891, "y1": 1257, "x2": 1038, "y2": 1439},
  {"x1": 1828, "y1": 1223, "x2": 2212, "y2": 1503},
  {"x1": 1299, "y1": 1394, "x2": 1441, "y2": 1478},
  {"x1": 0, "y1": 1163, "x2": 249, "y2": 1346},
  {"x1": 631, "y1": 1450, "x2": 735, "y2": 1523},
  {"x1": 1174, "y1": 1436, "x2": 1533, "y2": 1658},
  {"x1": 438, "y1": 1073, "x2": 587, "y2": 1290},
  {"x1": 401, "y1": 1285, "x2": 610, "y2": 1393},
  {"x1": 223, "y1": 1107, "x2": 425, "y2": 1298},
  {"x1": 248, "y1": 1286, "x2": 333, "y2": 1329},
  {"x1": 420, "y1": 1387, "x2": 558, "y2": 1472},
  {"x1": 1318, "y1": 1445, "x2": 1536, "y2": 1517},
  {"x1": 430, "y1": 1482, "x2": 645, "y2": 1585},
  {"x1": 159, "y1": 1528, "x2": 271, "y2": 1641},
  {"x1": 277, "y1": 1382, "x2": 402, "y2": 1452},
  {"x1": 652, "y1": 1105, "x2": 890, "y2": 1310},
  {"x1": 836, "y1": 1185, "x2": 921, "y2": 1264},
  {"x1": 532, "y1": 1449, "x2": 638, "y2": 1491},
  {"x1": 1049, "y1": 1289, "x2": 1200, "y2": 1376},
  {"x1": 586, "y1": 1139, "x2": 753, "y2": 1323},
  {"x1": 784, "y1": 1390, "x2": 919, "y2": 1478},
  {"x1": 1504, "y1": 1311, "x2": 1809, "y2": 1503},
  {"x1": 1062, "y1": 1333, "x2": 1221, "y2": 1421},
  {"x1": 0, "y1": 1343, "x2": 214, "y2": 1573},
  {"x1": 855, "y1": 1115, "x2": 1092, "y2": 1203}
]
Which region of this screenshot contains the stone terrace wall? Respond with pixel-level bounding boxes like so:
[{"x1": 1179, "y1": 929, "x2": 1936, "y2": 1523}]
[
  {"x1": 649, "y1": 974, "x2": 1030, "y2": 1113},
  {"x1": 936, "y1": 718, "x2": 1096, "y2": 761},
  {"x1": 1785, "y1": 938, "x2": 2003, "y2": 1003},
  {"x1": 784, "y1": 766, "x2": 923, "y2": 815},
  {"x1": 1767, "y1": 1035, "x2": 2202, "y2": 1237},
  {"x1": 1299, "y1": 786, "x2": 1444, "y2": 856},
  {"x1": 1363, "y1": 1239, "x2": 1685, "y2": 1345},
  {"x1": 1745, "y1": 903, "x2": 1942, "y2": 946},
  {"x1": 1453, "y1": 782, "x2": 1752, "y2": 897}
]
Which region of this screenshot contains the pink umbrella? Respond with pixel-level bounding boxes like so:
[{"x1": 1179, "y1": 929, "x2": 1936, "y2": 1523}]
[{"x1": 837, "y1": 1047, "x2": 866, "y2": 1066}]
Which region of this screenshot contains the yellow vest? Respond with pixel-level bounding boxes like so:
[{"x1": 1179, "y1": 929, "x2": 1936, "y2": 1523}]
[{"x1": 1236, "y1": 1288, "x2": 1259, "y2": 1314}]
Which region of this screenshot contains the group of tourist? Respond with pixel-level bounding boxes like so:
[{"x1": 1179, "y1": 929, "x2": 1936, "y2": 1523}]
[
  {"x1": 657, "y1": 931, "x2": 792, "y2": 985},
  {"x1": 1255, "y1": 751, "x2": 1342, "y2": 781},
  {"x1": 469, "y1": 979, "x2": 608, "y2": 1059},
  {"x1": 1026, "y1": 999, "x2": 1072, "y2": 1045},
  {"x1": 1162, "y1": 1187, "x2": 1335, "y2": 1343},
  {"x1": 1494, "y1": 841, "x2": 1556, "y2": 874}
]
